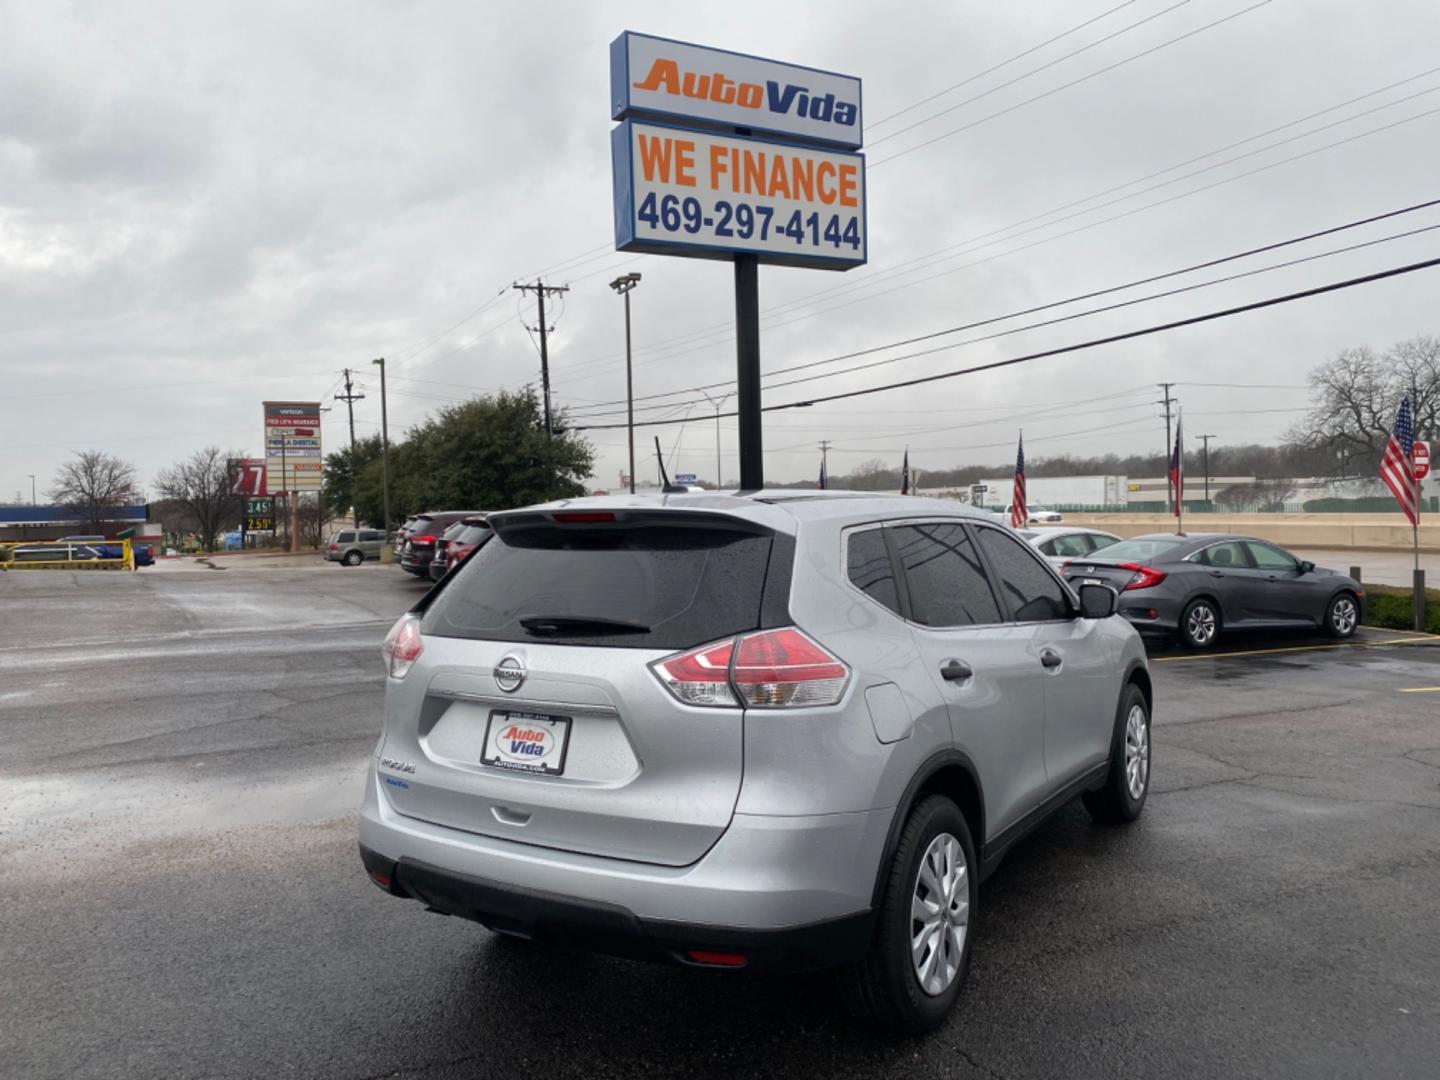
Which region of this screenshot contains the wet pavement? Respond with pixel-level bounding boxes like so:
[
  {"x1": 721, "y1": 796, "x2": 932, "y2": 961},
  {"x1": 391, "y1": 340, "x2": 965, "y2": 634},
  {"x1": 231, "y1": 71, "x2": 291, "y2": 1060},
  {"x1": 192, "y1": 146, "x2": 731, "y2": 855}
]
[{"x1": 3, "y1": 566, "x2": 1439, "y2": 1078}]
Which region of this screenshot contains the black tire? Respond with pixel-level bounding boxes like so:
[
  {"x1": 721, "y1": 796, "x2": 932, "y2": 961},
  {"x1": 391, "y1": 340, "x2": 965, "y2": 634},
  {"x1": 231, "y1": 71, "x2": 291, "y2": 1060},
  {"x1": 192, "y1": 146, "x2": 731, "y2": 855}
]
[
  {"x1": 342, "y1": 550, "x2": 362, "y2": 567},
  {"x1": 1083, "y1": 682, "x2": 1151, "y2": 823},
  {"x1": 838, "y1": 794, "x2": 977, "y2": 1037},
  {"x1": 1177, "y1": 597, "x2": 1220, "y2": 650},
  {"x1": 1324, "y1": 591, "x2": 1359, "y2": 639}
]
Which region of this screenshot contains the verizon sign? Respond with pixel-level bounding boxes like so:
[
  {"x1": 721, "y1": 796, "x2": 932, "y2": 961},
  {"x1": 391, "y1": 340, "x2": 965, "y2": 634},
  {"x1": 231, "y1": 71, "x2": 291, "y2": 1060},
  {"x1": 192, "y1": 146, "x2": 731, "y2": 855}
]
[{"x1": 611, "y1": 32, "x2": 862, "y2": 149}]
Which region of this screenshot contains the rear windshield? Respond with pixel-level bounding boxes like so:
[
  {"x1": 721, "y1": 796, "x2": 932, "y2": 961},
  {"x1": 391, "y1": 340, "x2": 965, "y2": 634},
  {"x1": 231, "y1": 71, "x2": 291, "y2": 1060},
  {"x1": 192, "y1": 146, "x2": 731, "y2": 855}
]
[
  {"x1": 421, "y1": 522, "x2": 775, "y2": 649},
  {"x1": 1090, "y1": 537, "x2": 1186, "y2": 561},
  {"x1": 452, "y1": 523, "x2": 491, "y2": 545}
]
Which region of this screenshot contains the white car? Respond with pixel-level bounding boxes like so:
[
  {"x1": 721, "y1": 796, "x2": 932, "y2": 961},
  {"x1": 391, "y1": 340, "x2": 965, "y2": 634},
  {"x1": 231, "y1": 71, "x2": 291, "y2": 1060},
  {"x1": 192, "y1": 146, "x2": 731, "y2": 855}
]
[
  {"x1": 1018, "y1": 526, "x2": 1121, "y2": 566},
  {"x1": 1001, "y1": 504, "x2": 1063, "y2": 524}
]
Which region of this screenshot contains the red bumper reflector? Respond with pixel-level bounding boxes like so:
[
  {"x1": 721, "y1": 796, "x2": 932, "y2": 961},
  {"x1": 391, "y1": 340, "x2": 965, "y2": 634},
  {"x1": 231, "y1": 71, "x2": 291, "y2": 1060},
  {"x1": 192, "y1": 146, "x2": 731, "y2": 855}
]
[
  {"x1": 686, "y1": 950, "x2": 748, "y2": 967},
  {"x1": 368, "y1": 870, "x2": 391, "y2": 889}
]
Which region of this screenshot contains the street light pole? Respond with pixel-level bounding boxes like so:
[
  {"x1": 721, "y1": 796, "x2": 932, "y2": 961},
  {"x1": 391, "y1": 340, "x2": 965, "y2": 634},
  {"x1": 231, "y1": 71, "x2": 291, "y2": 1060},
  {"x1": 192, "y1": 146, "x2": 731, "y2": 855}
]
[
  {"x1": 28, "y1": 474, "x2": 36, "y2": 506},
  {"x1": 609, "y1": 272, "x2": 642, "y2": 494},
  {"x1": 372, "y1": 357, "x2": 391, "y2": 537},
  {"x1": 1198, "y1": 434, "x2": 1216, "y2": 506},
  {"x1": 699, "y1": 389, "x2": 730, "y2": 489}
]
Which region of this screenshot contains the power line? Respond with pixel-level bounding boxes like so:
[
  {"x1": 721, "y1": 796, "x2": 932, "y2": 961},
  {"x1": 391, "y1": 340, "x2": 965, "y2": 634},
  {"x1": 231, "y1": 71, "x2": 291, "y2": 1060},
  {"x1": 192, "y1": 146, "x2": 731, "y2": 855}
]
[
  {"x1": 868, "y1": 0, "x2": 1273, "y2": 169},
  {"x1": 866, "y1": 0, "x2": 1146, "y2": 129},
  {"x1": 564, "y1": 200, "x2": 1440, "y2": 419},
  {"x1": 868, "y1": 0, "x2": 1194, "y2": 147},
  {"x1": 571, "y1": 254, "x2": 1440, "y2": 430},
  {"x1": 555, "y1": 75, "x2": 1440, "y2": 381}
]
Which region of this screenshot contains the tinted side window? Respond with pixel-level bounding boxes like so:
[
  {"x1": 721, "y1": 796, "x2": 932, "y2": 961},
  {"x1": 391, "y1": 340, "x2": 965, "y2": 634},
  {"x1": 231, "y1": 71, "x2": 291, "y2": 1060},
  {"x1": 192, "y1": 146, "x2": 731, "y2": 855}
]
[
  {"x1": 338, "y1": 531, "x2": 355, "y2": 543},
  {"x1": 846, "y1": 529, "x2": 901, "y2": 616},
  {"x1": 1049, "y1": 533, "x2": 1093, "y2": 558},
  {"x1": 976, "y1": 527, "x2": 1070, "y2": 621},
  {"x1": 1195, "y1": 541, "x2": 1248, "y2": 568},
  {"x1": 891, "y1": 523, "x2": 1001, "y2": 627},
  {"x1": 1244, "y1": 541, "x2": 1297, "y2": 571},
  {"x1": 362, "y1": 531, "x2": 385, "y2": 541}
]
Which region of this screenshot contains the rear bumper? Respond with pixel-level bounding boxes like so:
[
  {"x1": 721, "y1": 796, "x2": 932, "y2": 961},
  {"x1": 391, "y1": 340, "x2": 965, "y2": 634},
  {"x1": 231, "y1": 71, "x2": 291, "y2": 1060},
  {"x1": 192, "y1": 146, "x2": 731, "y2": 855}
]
[
  {"x1": 359, "y1": 845, "x2": 873, "y2": 972},
  {"x1": 358, "y1": 768, "x2": 889, "y2": 969}
]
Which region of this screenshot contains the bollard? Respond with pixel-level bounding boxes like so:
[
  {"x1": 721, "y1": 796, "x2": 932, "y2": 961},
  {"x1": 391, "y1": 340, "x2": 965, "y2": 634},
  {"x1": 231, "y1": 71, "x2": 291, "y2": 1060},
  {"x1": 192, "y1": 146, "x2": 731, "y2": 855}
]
[
  {"x1": 1349, "y1": 565, "x2": 1362, "y2": 585},
  {"x1": 1416, "y1": 569, "x2": 1427, "y2": 633}
]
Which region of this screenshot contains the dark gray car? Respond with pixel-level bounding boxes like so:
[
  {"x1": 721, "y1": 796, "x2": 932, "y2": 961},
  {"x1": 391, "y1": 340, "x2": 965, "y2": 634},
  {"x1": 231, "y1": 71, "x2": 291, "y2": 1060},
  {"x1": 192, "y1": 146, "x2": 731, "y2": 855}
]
[{"x1": 1060, "y1": 533, "x2": 1365, "y2": 649}]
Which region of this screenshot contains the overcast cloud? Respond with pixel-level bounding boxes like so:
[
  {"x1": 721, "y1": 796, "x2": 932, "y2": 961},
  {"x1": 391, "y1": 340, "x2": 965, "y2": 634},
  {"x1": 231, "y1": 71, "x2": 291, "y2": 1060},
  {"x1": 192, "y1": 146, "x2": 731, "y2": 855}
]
[{"x1": 4, "y1": 0, "x2": 1440, "y2": 498}]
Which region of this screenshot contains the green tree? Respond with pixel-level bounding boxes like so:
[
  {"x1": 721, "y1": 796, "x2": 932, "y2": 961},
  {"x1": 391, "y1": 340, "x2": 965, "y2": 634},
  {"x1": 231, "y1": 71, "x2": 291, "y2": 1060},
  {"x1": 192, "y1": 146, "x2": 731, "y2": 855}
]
[{"x1": 326, "y1": 389, "x2": 592, "y2": 527}]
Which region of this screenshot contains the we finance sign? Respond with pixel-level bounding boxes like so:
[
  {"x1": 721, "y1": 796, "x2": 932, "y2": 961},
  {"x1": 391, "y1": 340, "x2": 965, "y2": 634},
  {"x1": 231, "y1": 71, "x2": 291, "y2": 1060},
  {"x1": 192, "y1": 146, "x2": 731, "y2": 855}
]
[
  {"x1": 613, "y1": 121, "x2": 865, "y2": 269},
  {"x1": 612, "y1": 32, "x2": 862, "y2": 150}
]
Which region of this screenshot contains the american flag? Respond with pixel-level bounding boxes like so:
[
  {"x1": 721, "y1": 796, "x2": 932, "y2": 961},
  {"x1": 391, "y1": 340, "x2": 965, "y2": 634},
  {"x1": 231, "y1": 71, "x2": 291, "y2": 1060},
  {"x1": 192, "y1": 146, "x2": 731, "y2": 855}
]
[
  {"x1": 901, "y1": 448, "x2": 911, "y2": 495},
  {"x1": 1380, "y1": 396, "x2": 1418, "y2": 526},
  {"x1": 1168, "y1": 414, "x2": 1184, "y2": 518},
  {"x1": 1010, "y1": 434, "x2": 1027, "y2": 529}
]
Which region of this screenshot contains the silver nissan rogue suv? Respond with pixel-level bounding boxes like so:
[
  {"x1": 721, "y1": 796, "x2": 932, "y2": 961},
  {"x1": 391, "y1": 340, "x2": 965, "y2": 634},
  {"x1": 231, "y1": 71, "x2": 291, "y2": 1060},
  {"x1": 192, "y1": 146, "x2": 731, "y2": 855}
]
[{"x1": 359, "y1": 492, "x2": 1152, "y2": 1034}]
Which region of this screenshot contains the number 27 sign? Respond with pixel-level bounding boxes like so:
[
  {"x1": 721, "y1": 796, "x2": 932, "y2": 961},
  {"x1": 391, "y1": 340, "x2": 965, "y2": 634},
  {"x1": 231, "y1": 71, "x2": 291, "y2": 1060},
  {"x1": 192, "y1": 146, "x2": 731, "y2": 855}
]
[{"x1": 228, "y1": 458, "x2": 267, "y2": 496}]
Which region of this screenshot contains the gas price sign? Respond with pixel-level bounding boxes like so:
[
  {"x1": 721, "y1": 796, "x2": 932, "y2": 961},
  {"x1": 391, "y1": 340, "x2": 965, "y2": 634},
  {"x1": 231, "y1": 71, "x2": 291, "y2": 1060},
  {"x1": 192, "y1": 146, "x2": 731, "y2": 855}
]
[{"x1": 613, "y1": 122, "x2": 865, "y2": 269}]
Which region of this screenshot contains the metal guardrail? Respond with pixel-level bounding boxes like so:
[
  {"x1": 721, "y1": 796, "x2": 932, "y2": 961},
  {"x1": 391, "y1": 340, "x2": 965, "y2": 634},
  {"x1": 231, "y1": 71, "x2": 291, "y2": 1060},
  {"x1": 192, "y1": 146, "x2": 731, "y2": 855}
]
[{"x1": 0, "y1": 538, "x2": 134, "y2": 571}]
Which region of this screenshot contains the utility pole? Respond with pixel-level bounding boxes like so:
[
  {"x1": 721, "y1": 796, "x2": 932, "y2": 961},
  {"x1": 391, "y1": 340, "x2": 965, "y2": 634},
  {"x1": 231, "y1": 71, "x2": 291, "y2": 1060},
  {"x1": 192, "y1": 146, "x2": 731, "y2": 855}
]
[
  {"x1": 819, "y1": 439, "x2": 831, "y2": 488},
  {"x1": 699, "y1": 389, "x2": 730, "y2": 489},
  {"x1": 371, "y1": 358, "x2": 391, "y2": 540},
  {"x1": 608, "y1": 273, "x2": 642, "y2": 493},
  {"x1": 336, "y1": 369, "x2": 364, "y2": 453},
  {"x1": 335, "y1": 369, "x2": 365, "y2": 525},
  {"x1": 1198, "y1": 434, "x2": 1216, "y2": 506},
  {"x1": 513, "y1": 280, "x2": 569, "y2": 435},
  {"x1": 28, "y1": 474, "x2": 35, "y2": 506},
  {"x1": 1157, "y1": 382, "x2": 1178, "y2": 512}
]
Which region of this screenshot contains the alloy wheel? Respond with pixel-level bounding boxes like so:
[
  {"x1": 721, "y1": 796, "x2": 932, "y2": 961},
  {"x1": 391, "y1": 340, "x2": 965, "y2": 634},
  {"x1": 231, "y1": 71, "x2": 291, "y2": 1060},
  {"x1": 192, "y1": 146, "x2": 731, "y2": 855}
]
[
  {"x1": 1125, "y1": 704, "x2": 1149, "y2": 800},
  {"x1": 911, "y1": 833, "x2": 969, "y2": 997},
  {"x1": 1186, "y1": 603, "x2": 1217, "y2": 646},
  {"x1": 1332, "y1": 597, "x2": 1357, "y2": 635}
]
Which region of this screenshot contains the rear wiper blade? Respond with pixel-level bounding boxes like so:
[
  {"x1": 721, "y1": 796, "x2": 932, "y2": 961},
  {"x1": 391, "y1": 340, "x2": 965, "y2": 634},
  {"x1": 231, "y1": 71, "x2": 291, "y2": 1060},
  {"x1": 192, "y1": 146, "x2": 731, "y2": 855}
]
[{"x1": 518, "y1": 615, "x2": 651, "y2": 636}]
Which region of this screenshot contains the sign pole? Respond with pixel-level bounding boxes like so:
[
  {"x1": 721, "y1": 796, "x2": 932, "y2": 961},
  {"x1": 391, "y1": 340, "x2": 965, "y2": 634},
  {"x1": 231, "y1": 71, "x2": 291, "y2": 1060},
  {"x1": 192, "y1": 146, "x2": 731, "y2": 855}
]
[{"x1": 735, "y1": 254, "x2": 762, "y2": 490}]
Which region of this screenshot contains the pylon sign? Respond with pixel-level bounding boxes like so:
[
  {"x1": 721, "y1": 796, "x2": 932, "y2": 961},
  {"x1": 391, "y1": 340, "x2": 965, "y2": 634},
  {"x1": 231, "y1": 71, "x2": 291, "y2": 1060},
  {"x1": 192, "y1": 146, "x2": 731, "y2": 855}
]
[{"x1": 610, "y1": 32, "x2": 865, "y2": 271}]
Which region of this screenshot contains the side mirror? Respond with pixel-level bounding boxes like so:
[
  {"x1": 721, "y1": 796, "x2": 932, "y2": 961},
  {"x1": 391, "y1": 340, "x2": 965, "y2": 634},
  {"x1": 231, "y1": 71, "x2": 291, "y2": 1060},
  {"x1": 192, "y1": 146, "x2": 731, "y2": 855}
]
[
  {"x1": 1078, "y1": 583, "x2": 1117, "y2": 619},
  {"x1": 1298, "y1": 560, "x2": 1314, "y2": 574}
]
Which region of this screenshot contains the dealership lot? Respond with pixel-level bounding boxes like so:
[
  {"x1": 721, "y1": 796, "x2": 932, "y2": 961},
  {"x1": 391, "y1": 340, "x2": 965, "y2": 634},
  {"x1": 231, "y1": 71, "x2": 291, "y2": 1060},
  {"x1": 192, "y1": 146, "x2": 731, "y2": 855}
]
[{"x1": 2, "y1": 566, "x2": 1438, "y2": 1079}]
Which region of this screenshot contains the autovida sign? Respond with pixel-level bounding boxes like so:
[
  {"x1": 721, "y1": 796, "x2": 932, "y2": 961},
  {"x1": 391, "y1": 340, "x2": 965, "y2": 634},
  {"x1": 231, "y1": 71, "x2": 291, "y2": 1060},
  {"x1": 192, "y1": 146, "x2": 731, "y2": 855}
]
[{"x1": 611, "y1": 32, "x2": 865, "y2": 270}]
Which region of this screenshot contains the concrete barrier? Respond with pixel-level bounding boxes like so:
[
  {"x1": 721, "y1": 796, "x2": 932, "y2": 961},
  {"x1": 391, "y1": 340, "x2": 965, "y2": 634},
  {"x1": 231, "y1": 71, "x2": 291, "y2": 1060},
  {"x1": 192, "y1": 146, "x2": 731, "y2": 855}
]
[{"x1": 1061, "y1": 513, "x2": 1440, "y2": 552}]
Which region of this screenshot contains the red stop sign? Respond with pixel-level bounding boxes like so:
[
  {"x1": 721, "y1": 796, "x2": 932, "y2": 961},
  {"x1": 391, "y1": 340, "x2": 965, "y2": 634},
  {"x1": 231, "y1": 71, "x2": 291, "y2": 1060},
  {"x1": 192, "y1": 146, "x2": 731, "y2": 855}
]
[{"x1": 1414, "y1": 440, "x2": 1430, "y2": 480}]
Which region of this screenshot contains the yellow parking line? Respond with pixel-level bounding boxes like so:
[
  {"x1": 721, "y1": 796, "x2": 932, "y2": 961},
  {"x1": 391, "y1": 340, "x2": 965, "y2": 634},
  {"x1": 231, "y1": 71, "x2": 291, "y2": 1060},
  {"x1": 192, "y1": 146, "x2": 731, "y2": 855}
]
[
  {"x1": 1398, "y1": 687, "x2": 1440, "y2": 693},
  {"x1": 1153, "y1": 633, "x2": 1440, "y2": 663}
]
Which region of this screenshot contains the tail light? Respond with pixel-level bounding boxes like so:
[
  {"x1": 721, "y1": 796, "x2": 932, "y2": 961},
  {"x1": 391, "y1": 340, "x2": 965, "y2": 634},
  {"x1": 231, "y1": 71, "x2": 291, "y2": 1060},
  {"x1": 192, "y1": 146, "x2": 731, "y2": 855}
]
[
  {"x1": 732, "y1": 628, "x2": 849, "y2": 707},
  {"x1": 328, "y1": 544, "x2": 338, "y2": 552},
  {"x1": 650, "y1": 627, "x2": 849, "y2": 709},
  {"x1": 1117, "y1": 563, "x2": 1166, "y2": 591},
  {"x1": 652, "y1": 639, "x2": 737, "y2": 706},
  {"x1": 381, "y1": 614, "x2": 423, "y2": 678},
  {"x1": 412, "y1": 534, "x2": 435, "y2": 545}
]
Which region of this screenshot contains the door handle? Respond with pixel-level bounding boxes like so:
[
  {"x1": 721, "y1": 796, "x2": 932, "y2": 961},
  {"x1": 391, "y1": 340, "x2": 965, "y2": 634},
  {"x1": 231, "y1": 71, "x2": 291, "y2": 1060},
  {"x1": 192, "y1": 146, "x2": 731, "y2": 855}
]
[
  {"x1": 1040, "y1": 650, "x2": 1062, "y2": 669},
  {"x1": 1209, "y1": 570, "x2": 1224, "y2": 577},
  {"x1": 940, "y1": 660, "x2": 973, "y2": 682}
]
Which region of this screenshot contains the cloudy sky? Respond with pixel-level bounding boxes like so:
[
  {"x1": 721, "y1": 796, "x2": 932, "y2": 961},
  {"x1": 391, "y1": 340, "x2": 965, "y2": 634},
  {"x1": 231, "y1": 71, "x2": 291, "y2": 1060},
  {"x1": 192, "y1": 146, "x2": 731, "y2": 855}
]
[{"x1": 3, "y1": 0, "x2": 1439, "y2": 500}]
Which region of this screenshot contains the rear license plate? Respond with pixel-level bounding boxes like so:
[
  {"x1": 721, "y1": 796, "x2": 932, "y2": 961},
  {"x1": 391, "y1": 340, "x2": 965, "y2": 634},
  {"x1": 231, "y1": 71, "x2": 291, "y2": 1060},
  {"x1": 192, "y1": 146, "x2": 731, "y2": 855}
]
[
  {"x1": 1082, "y1": 577, "x2": 1102, "y2": 586},
  {"x1": 481, "y1": 710, "x2": 572, "y2": 775}
]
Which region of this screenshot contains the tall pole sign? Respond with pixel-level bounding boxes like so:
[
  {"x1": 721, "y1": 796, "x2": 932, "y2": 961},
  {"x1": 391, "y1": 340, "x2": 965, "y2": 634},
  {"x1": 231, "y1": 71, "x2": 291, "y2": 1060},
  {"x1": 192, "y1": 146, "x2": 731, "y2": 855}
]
[
  {"x1": 263, "y1": 401, "x2": 322, "y2": 553},
  {"x1": 611, "y1": 32, "x2": 865, "y2": 489}
]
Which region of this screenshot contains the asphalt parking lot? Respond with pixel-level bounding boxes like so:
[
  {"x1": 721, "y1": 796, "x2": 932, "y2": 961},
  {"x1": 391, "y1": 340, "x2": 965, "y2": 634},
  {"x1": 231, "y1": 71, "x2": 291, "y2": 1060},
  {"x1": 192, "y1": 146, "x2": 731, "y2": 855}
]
[{"x1": 3, "y1": 563, "x2": 1438, "y2": 1079}]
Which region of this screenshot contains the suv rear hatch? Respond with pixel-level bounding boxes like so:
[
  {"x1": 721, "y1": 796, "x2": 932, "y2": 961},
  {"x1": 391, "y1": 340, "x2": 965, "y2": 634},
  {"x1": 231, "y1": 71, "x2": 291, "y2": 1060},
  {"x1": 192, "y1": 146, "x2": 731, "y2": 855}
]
[{"x1": 382, "y1": 508, "x2": 791, "y2": 867}]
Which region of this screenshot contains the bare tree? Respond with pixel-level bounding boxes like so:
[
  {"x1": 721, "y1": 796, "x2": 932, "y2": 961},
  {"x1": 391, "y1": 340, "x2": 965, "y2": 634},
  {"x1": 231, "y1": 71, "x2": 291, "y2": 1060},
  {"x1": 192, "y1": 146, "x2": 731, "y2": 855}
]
[
  {"x1": 49, "y1": 450, "x2": 139, "y2": 532},
  {"x1": 154, "y1": 446, "x2": 243, "y2": 551},
  {"x1": 1291, "y1": 336, "x2": 1440, "y2": 469}
]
